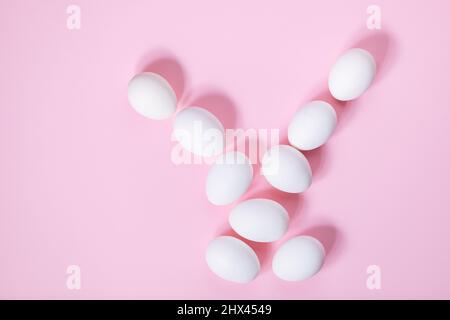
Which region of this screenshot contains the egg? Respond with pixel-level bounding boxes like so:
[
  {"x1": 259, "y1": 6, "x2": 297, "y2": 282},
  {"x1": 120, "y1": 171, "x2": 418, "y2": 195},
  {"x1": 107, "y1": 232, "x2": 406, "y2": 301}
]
[
  {"x1": 206, "y1": 152, "x2": 253, "y2": 206},
  {"x1": 328, "y1": 48, "x2": 376, "y2": 101},
  {"x1": 205, "y1": 236, "x2": 260, "y2": 283},
  {"x1": 261, "y1": 145, "x2": 312, "y2": 193},
  {"x1": 272, "y1": 236, "x2": 325, "y2": 281},
  {"x1": 128, "y1": 72, "x2": 177, "y2": 120},
  {"x1": 173, "y1": 107, "x2": 224, "y2": 157},
  {"x1": 288, "y1": 101, "x2": 337, "y2": 151},
  {"x1": 229, "y1": 199, "x2": 289, "y2": 242}
]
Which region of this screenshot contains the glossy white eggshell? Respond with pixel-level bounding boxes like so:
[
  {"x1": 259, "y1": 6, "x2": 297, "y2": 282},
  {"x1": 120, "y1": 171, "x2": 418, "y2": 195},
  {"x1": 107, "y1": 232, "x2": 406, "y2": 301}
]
[
  {"x1": 272, "y1": 236, "x2": 325, "y2": 281},
  {"x1": 205, "y1": 236, "x2": 260, "y2": 283},
  {"x1": 128, "y1": 72, "x2": 177, "y2": 120},
  {"x1": 288, "y1": 100, "x2": 337, "y2": 151},
  {"x1": 229, "y1": 199, "x2": 289, "y2": 242},
  {"x1": 261, "y1": 145, "x2": 312, "y2": 193},
  {"x1": 328, "y1": 48, "x2": 376, "y2": 101},
  {"x1": 206, "y1": 152, "x2": 253, "y2": 206},
  {"x1": 173, "y1": 107, "x2": 224, "y2": 157}
]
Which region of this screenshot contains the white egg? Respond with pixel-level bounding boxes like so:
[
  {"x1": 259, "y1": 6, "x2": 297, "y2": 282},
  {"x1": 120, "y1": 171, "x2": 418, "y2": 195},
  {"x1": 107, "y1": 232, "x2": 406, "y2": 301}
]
[
  {"x1": 205, "y1": 236, "x2": 260, "y2": 283},
  {"x1": 173, "y1": 107, "x2": 224, "y2": 157},
  {"x1": 288, "y1": 101, "x2": 337, "y2": 151},
  {"x1": 128, "y1": 72, "x2": 177, "y2": 120},
  {"x1": 206, "y1": 152, "x2": 253, "y2": 206},
  {"x1": 328, "y1": 48, "x2": 376, "y2": 101},
  {"x1": 229, "y1": 199, "x2": 289, "y2": 242},
  {"x1": 261, "y1": 145, "x2": 312, "y2": 193},
  {"x1": 272, "y1": 236, "x2": 325, "y2": 281}
]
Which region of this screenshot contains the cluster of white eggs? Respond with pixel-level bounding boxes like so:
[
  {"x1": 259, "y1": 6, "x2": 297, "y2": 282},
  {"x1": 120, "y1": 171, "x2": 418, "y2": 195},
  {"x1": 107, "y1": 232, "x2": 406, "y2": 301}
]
[{"x1": 128, "y1": 48, "x2": 376, "y2": 283}]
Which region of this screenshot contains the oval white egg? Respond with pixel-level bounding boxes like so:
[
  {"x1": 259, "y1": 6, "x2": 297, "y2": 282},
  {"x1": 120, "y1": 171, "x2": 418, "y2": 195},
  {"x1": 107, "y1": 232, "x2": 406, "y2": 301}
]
[
  {"x1": 128, "y1": 72, "x2": 177, "y2": 120},
  {"x1": 328, "y1": 48, "x2": 376, "y2": 101},
  {"x1": 272, "y1": 236, "x2": 325, "y2": 281},
  {"x1": 173, "y1": 107, "x2": 224, "y2": 157},
  {"x1": 229, "y1": 199, "x2": 289, "y2": 242},
  {"x1": 206, "y1": 152, "x2": 253, "y2": 206},
  {"x1": 261, "y1": 145, "x2": 312, "y2": 193},
  {"x1": 288, "y1": 100, "x2": 337, "y2": 151},
  {"x1": 205, "y1": 236, "x2": 260, "y2": 283}
]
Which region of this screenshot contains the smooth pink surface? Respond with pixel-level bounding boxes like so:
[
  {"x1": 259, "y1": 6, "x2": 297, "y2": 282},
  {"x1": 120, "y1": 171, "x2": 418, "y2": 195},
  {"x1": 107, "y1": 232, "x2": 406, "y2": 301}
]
[{"x1": 1, "y1": 0, "x2": 450, "y2": 299}]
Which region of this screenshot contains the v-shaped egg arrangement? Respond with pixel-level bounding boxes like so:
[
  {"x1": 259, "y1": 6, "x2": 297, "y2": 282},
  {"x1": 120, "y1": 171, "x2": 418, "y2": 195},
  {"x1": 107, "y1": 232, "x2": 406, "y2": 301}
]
[{"x1": 128, "y1": 48, "x2": 376, "y2": 283}]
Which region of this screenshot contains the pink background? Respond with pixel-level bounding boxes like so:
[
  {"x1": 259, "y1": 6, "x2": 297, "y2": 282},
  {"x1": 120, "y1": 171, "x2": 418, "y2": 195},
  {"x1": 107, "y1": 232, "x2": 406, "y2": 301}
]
[{"x1": 1, "y1": 0, "x2": 450, "y2": 299}]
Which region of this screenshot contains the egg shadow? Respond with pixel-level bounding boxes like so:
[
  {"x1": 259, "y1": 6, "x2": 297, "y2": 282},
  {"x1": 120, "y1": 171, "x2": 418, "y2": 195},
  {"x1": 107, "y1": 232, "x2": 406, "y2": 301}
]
[
  {"x1": 301, "y1": 224, "x2": 342, "y2": 269},
  {"x1": 136, "y1": 49, "x2": 187, "y2": 104},
  {"x1": 185, "y1": 88, "x2": 238, "y2": 130}
]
